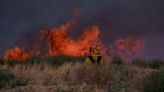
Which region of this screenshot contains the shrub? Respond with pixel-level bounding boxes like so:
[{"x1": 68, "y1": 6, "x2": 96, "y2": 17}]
[
  {"x1": 0, "y1": 58, "x2": 4, "y2": 65},
  {"x1": 6, "y1": 59, "x2": 18, "y2": 67},
  {"x1": 0, "y1": 71, "x2": 15, "y2": 88},
  {"x1": 23, "y1": 55, "x2": 43, "y2": 65},
  {"x1": 71, "y1": 64, "x2": 113, "y2": 86},
  {"x1": 46, "y1": 55, "x2": 85, "y2": 65},
  {"x1": 148, "y1": 59, "x2": 164, "y2": 69},
  {"x1": 2, "y1": 55, "x2": 86, "y2": 66},
  {"x1": 132, "y1": 58, "x2": 148, "y2": 68},
  {"x1": 110, "y1": 56, "x2": 124, "y2": 65},
  {"x1": 0, "y1": 71, "x2": 28, "y2": 89},
  {"x1": 142, "y1": 68, "x2": 164, "y2": 92},
  {"x1": 11, "y1": 78, "x2": 28, "y2": 88}
]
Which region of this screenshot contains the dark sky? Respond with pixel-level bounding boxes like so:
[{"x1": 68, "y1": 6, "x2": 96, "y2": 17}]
[{"x1": 0, "y1": 0, "x2": 164, "y2": 59}]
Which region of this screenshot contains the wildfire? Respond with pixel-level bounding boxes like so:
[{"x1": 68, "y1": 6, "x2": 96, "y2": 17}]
[
  {"x1": 4, "y1": 47, "x2": 31, "y2": 61},
  {"x1": 47, "y1": 23, "x2": 100, "y2": 56},
  {"x1": 3, "y1": 19, "x2": 145, "y2": 61},
  {"x1": 4, "y1": 20, "x2": 101, "y2": 60}
]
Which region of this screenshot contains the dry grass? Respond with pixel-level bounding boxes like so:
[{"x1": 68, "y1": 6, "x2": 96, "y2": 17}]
[{"x1": 0, "y1": 61, "x2": 156, "y2": 92}]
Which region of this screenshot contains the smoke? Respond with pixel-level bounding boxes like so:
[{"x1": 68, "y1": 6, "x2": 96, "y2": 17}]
[
  {"x1": 1, "y1": 0, "x2": 164, "y2": 60},
  {"x1": 110, "y1": 36, "x2": 145, "y2": 62}
]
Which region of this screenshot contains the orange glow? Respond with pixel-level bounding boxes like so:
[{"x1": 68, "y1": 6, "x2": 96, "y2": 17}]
[
  {"x1": 3, "y1": 19, "x2": 145, "y2": 62},
  {"x1": 110, "y1": 36, "x2": 144, "y2": 61},
  {"x1": 47, "y1": 23, "x2": 100, "y2": 56},
  {"x1": 4, "y1": 47, "x2": 31, "y2": 61},
  {"x1": 4, "y1": 20, "x2": 101, "y2": 60}
]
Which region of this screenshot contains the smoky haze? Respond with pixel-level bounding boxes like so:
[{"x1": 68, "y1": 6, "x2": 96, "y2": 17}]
[{"x1": 0, "y1": 0, "x2": 164, "y2": 59}]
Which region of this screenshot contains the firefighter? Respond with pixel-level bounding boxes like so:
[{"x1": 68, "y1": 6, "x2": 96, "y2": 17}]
[{"x1": 84, "y1": 46, "x2": 105, "y2": 65}]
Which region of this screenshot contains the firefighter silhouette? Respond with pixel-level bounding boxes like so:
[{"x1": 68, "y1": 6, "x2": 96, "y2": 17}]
[{"x1": 84, "y1": 46, "x2": 105, "y2": 65}]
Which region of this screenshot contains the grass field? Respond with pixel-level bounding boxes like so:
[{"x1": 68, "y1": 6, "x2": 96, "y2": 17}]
[{"x1": 0, "y1": 56, "x2": 164, "y2": 92}]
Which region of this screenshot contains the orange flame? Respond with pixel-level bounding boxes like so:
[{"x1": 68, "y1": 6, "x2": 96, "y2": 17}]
[
  {"x1": 47, "y1": 23, "x2": 100, "y2": 56},
  {"x1": 4, "y1": 20, "x2": 101, "y2": 60},
  {"x1": 3, "y1": 18, "x2": 146, "y2": 62},
  {"x1": 4, "y1": 47, "x2": 31, "y2": 61}
]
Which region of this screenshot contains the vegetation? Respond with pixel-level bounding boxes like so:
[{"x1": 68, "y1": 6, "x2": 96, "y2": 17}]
[
  {"x1": 142, "y1": 67, "x2": 164, "y2": 92},
  {"x1": 46, "y1": 55, "x2": 85, "y2": 65},
  {"x1": 132, "y1": 58, "x2": 164, "y2": 69},
  {"x1": 4, "y1": 55, "x2": 86, "y2": 66},
  {"x1": 0, "y1": 56, "x2": 163, "y2": 92},
  {"x1": 0, "y1": 58, "x2": 4, "y2": 65},
  {"x1": 148, "y1": 59, "x2": 164, "y2": 69},
  {"x1": 132, "y1": 58, "x2": 148, "y2": 68},
  {"x1": 110, "y1": 56, "x2": 124, "y2": 65},
  {"x1": 0, "y1": 71, "x2": 28, "y2": 89},
  {"x1": 0, "y1": 72, "x2": 15, "y2": 88}
]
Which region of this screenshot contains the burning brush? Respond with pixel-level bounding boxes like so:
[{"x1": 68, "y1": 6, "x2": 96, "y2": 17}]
[
  {"x1": 3, "y1": 19, "x2": 144, "y2": 62},
  {"x1": 3, "y1": 20, "x2": 103, "y2": 61}
]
